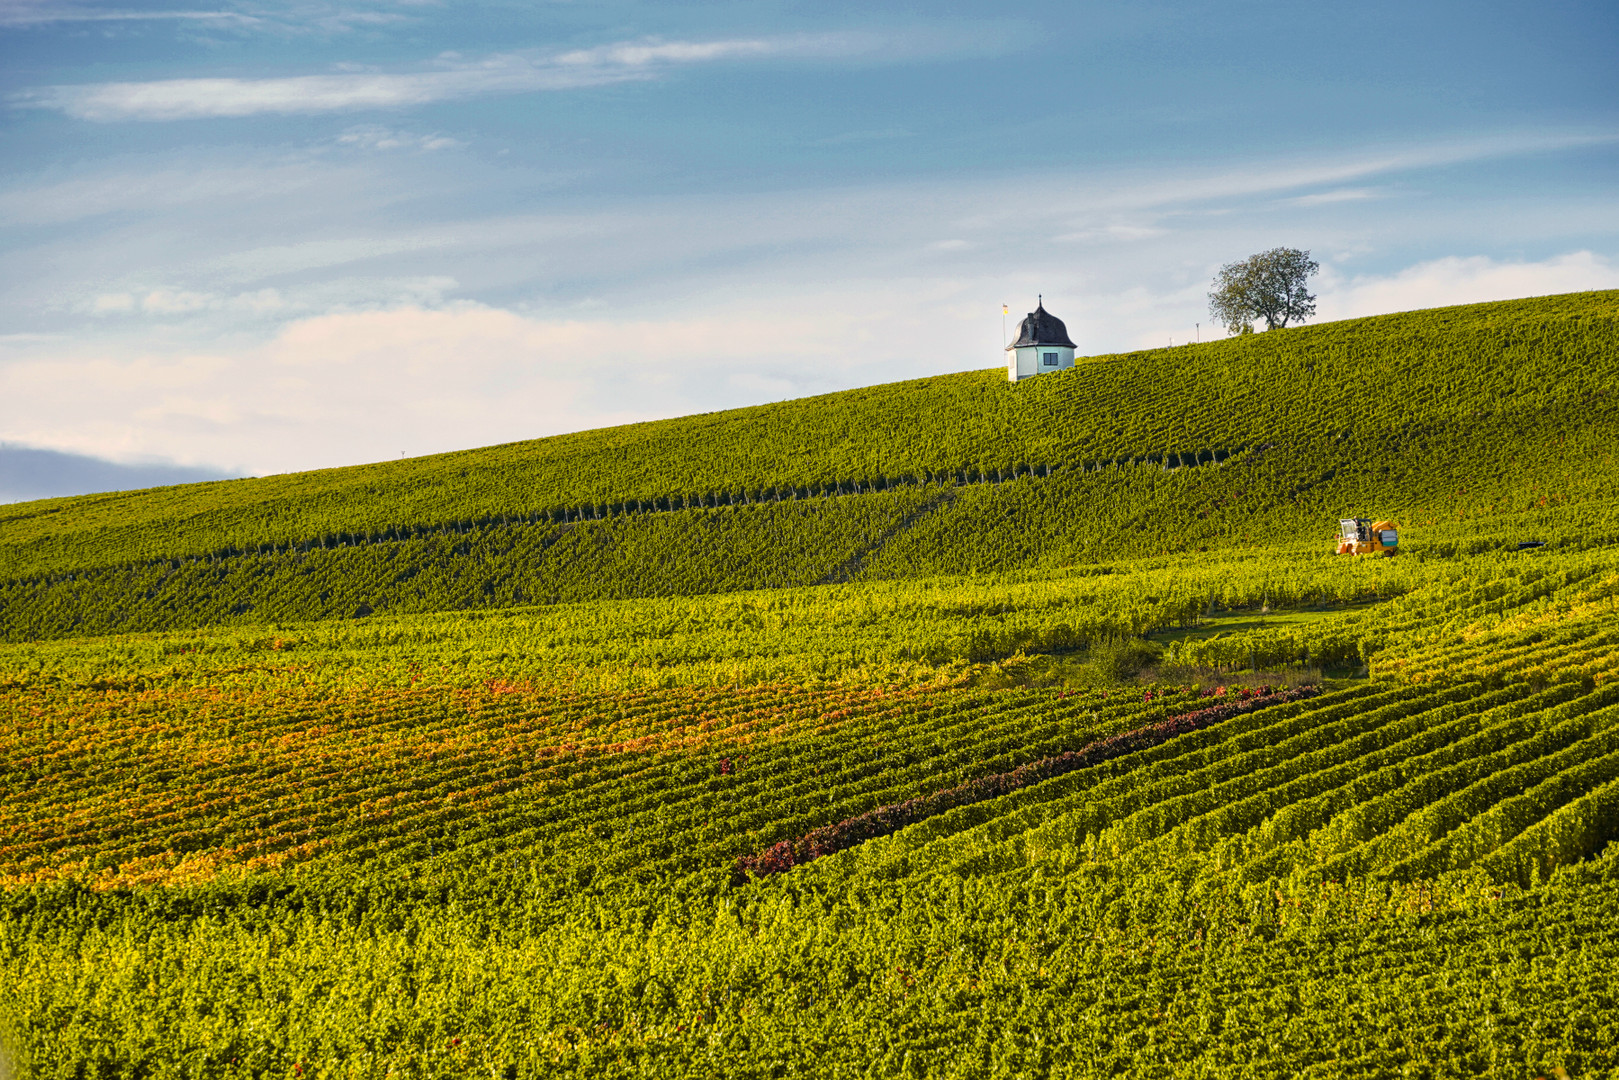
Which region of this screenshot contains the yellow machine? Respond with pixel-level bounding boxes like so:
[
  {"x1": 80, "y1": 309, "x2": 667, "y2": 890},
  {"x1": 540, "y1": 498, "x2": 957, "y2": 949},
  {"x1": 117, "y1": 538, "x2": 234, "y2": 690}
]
[{"x1": 1336, "y1": 518, "x2": 1399, "y2": 557}]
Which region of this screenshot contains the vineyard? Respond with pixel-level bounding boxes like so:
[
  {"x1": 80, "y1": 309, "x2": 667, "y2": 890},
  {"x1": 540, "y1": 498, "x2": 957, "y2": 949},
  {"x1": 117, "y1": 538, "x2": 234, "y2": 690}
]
[
  {"x1": 3, "y1": 290, "x2": 1619, "y2": 640},
  {"x1": 4, "y1": 292, "x2": 1619, "y2": 1076}
]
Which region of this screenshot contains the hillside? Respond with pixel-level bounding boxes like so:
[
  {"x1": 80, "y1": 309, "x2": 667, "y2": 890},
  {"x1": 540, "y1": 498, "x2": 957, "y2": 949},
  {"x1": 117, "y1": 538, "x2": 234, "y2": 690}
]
[
  {"x1": 5, "y1": 542, "x2": 1619, "y2": 1075},
  {"x1": 4, "y1": 291, "x2": 1619, "y2": 1077},
  {"x1": 4, "y1": 290, "x2": 1619, "y2": 641}
]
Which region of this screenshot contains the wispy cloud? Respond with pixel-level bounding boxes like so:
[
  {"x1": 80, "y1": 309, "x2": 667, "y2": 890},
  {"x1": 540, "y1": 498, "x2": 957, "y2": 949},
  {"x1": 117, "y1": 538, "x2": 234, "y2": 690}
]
[
  {"x1": 13, "y1": 249, "x2": 1618, "y2": 477},
  {"x1": 0, "y1": 0, "x2": 426, "y2": 35},
  {"x1": 1051, "y1": 132, "x2": 1619, "y2": 219},
  {"x1": 1055, "y1": 222, "x2": 1168, "y2": 243},
  {"x1": 1288, "y1": 186, "x2": 1386, "y2": 207},
  {"x1": 5, "y1": 127, "x2": 1615, "y2": 477},
  {"x1": 13, "y1": 33, "x2": 885, "y2": 121},
  {"x1": 1314, "y1": 251, "x2": 1619, "y2": 322},
  {"x1": 336, "y1": 125, "x2": 464, "y2": 152},
  {"x1": 1135, "y1": 252, "x2": 1619, "y2": 351},
  {"x1": 10, "y1": 127, "x2": 1608, "y2": 330},
  {"x1": 0, "y1": 3, "x2": 254, "y2": 28},
  {"x1": 85, "y1": 276, "x2": 458, "y2": 318}
]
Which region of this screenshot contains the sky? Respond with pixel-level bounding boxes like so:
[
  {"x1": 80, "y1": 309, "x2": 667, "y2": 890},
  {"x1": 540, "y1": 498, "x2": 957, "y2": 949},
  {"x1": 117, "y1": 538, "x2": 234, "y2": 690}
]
[{"x1": 1, "y1": 0, "x2": 1617, "y2": 499}]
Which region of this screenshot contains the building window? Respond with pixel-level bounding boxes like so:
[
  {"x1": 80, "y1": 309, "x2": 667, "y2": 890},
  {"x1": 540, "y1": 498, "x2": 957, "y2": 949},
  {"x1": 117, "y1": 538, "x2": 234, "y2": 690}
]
[{"x1": 1043, "y1": 352, "x2": 1059, "y2": 366}]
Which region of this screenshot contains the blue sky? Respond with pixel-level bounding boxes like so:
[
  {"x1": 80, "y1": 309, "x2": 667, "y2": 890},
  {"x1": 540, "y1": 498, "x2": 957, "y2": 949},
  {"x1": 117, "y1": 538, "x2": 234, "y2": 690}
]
[{"x1": 1, "y1": 0, "x2": 1617, "y2": 495}]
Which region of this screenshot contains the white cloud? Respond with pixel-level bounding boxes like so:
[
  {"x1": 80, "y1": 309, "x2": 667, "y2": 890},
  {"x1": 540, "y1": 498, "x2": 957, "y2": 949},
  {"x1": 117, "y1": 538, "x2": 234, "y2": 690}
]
[
  {"x1": 0, "y1": 0, "x2": 442, "y2": 37},
  {"x1": 91, "y1": 292, "x2": 135, "y2": 313},
  {"x1": 0, "y1": 3, "x2": 253, "y2": 28},
  {"x1": 82, "y1": 277, "x2": 456, "y2": 319},
  {"x1": 6, "y1": 129, "x2": 1618, "y2": 478},
  {"x1": 13, "y1": 34, "x2": 888, "y2": 122},
  {"x1": 1002, "y1": 132, "x2": 1618, "y2": 237},
  {"x1": 552, "y1": 39, "x2": 777, "y2": 68},
  {"x1": 204, "y1": 238, "x2": 452, "y2": 281},
  {"x1": 1056, "y1": 222, "x2": 1168, "y2": 243},
  {"x1": 336, "y1": 125, "x2": 465, "y2": 152},
  {"x1": 0, "y1": 300, "x2": 894, "y2": 472},
  {"x1": 163, "y1": 130, "x2": 1610, "y2": 296},
  {"x1": 1136, "y1": 252, "x2": 1619, "y2": 349},
  {"x1": 8, "y1": 248, "x2": 1619, "y2": 477},
  {"x1": 233, "y1": 288, "x2": 287, "y2": 313},
  {"x1": 1288, "y1": 186, "x2": 1386, "y2": 206},
  {"x1": 1315, "y1": 252, "x2": 1619, "y2": 322},
  {"x1": 140, "y1": 288, "x2": 213, "y2": 314}
]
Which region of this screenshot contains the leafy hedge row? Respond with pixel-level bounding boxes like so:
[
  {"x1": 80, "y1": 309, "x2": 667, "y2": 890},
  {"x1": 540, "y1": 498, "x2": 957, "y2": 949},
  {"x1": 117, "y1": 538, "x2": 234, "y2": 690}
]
[{"x1": 735, "y1": 684, "x2": 1320, "y2": 880}]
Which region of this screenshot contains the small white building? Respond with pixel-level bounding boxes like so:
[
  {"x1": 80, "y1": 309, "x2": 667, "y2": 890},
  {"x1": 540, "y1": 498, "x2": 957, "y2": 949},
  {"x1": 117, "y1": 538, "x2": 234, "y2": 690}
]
[{"x1": 1006, "y1": 298, "x2": 1077, "y2": 382}]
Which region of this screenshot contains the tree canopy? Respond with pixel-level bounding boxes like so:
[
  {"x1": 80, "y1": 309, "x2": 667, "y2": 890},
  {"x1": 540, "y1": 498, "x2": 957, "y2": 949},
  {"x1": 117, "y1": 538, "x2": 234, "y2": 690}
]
[{"x1": 1209, "y1": 247, "x2": 1319, "y2": 334}]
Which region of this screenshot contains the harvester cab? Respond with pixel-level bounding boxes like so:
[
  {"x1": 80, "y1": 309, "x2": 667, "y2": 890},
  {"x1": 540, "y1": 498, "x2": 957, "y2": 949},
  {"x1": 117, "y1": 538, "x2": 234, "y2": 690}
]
[{"x1": 1336, "y1": 518, "x2": 1399, "y2": 557}]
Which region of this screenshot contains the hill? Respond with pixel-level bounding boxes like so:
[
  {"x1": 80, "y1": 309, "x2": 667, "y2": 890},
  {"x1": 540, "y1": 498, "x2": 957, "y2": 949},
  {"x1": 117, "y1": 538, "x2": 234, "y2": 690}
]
[
  {"x1": 4, "y1": 290, "x2": 1619, "y2": 640},
  {"x1": 4, "y1": 290, "x2": 1619, "y2": 1077}
]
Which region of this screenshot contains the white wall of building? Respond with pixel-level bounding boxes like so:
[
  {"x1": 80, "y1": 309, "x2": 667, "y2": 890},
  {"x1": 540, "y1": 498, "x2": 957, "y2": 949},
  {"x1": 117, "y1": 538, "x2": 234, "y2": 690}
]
[{"x1": 1007, "y1": 345, "x2": 1076, "y2": 382}]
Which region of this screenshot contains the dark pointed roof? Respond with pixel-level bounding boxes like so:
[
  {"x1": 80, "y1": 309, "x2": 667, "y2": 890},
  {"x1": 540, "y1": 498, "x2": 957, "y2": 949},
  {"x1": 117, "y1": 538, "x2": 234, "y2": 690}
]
[{"x1": 1006, "y1": 301, "x2": 1076, "y2": 350}]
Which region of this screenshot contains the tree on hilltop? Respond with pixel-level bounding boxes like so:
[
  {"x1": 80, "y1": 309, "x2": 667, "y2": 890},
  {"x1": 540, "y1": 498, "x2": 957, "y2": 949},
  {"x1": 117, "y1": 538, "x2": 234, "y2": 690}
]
[{"x1": 1209, "y1": 247, "x2": 1319, "y2": 334}]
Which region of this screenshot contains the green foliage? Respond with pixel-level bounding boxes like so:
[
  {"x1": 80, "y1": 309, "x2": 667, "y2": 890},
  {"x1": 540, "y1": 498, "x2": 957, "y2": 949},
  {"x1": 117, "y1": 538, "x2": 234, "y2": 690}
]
[
  {"x1": 5, "y1": 544, "x2": 1619, "y2": 1073},
  {"x1": 1208, "y1": 246, "x2": 1319, "y2": 332},
  {"x1": 1085, "y1": 635, "x2": 1164, "y2": 681},
  {"x1": 8, "y1": 418, "x2": 1619, "y2": 642},
  {"x1": 7, "y1": 292, "x2": 1619, "y2": 1074},
  {"x1": 3, "y1": 290, "x2": 1617, "y2": 589}
]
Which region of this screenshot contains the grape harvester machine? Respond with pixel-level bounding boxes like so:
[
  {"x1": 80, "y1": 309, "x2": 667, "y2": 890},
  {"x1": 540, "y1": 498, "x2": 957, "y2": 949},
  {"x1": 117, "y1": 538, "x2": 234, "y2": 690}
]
[{"x1": 1336, "y1": 519, "x2": 1399, "y2": 557}]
